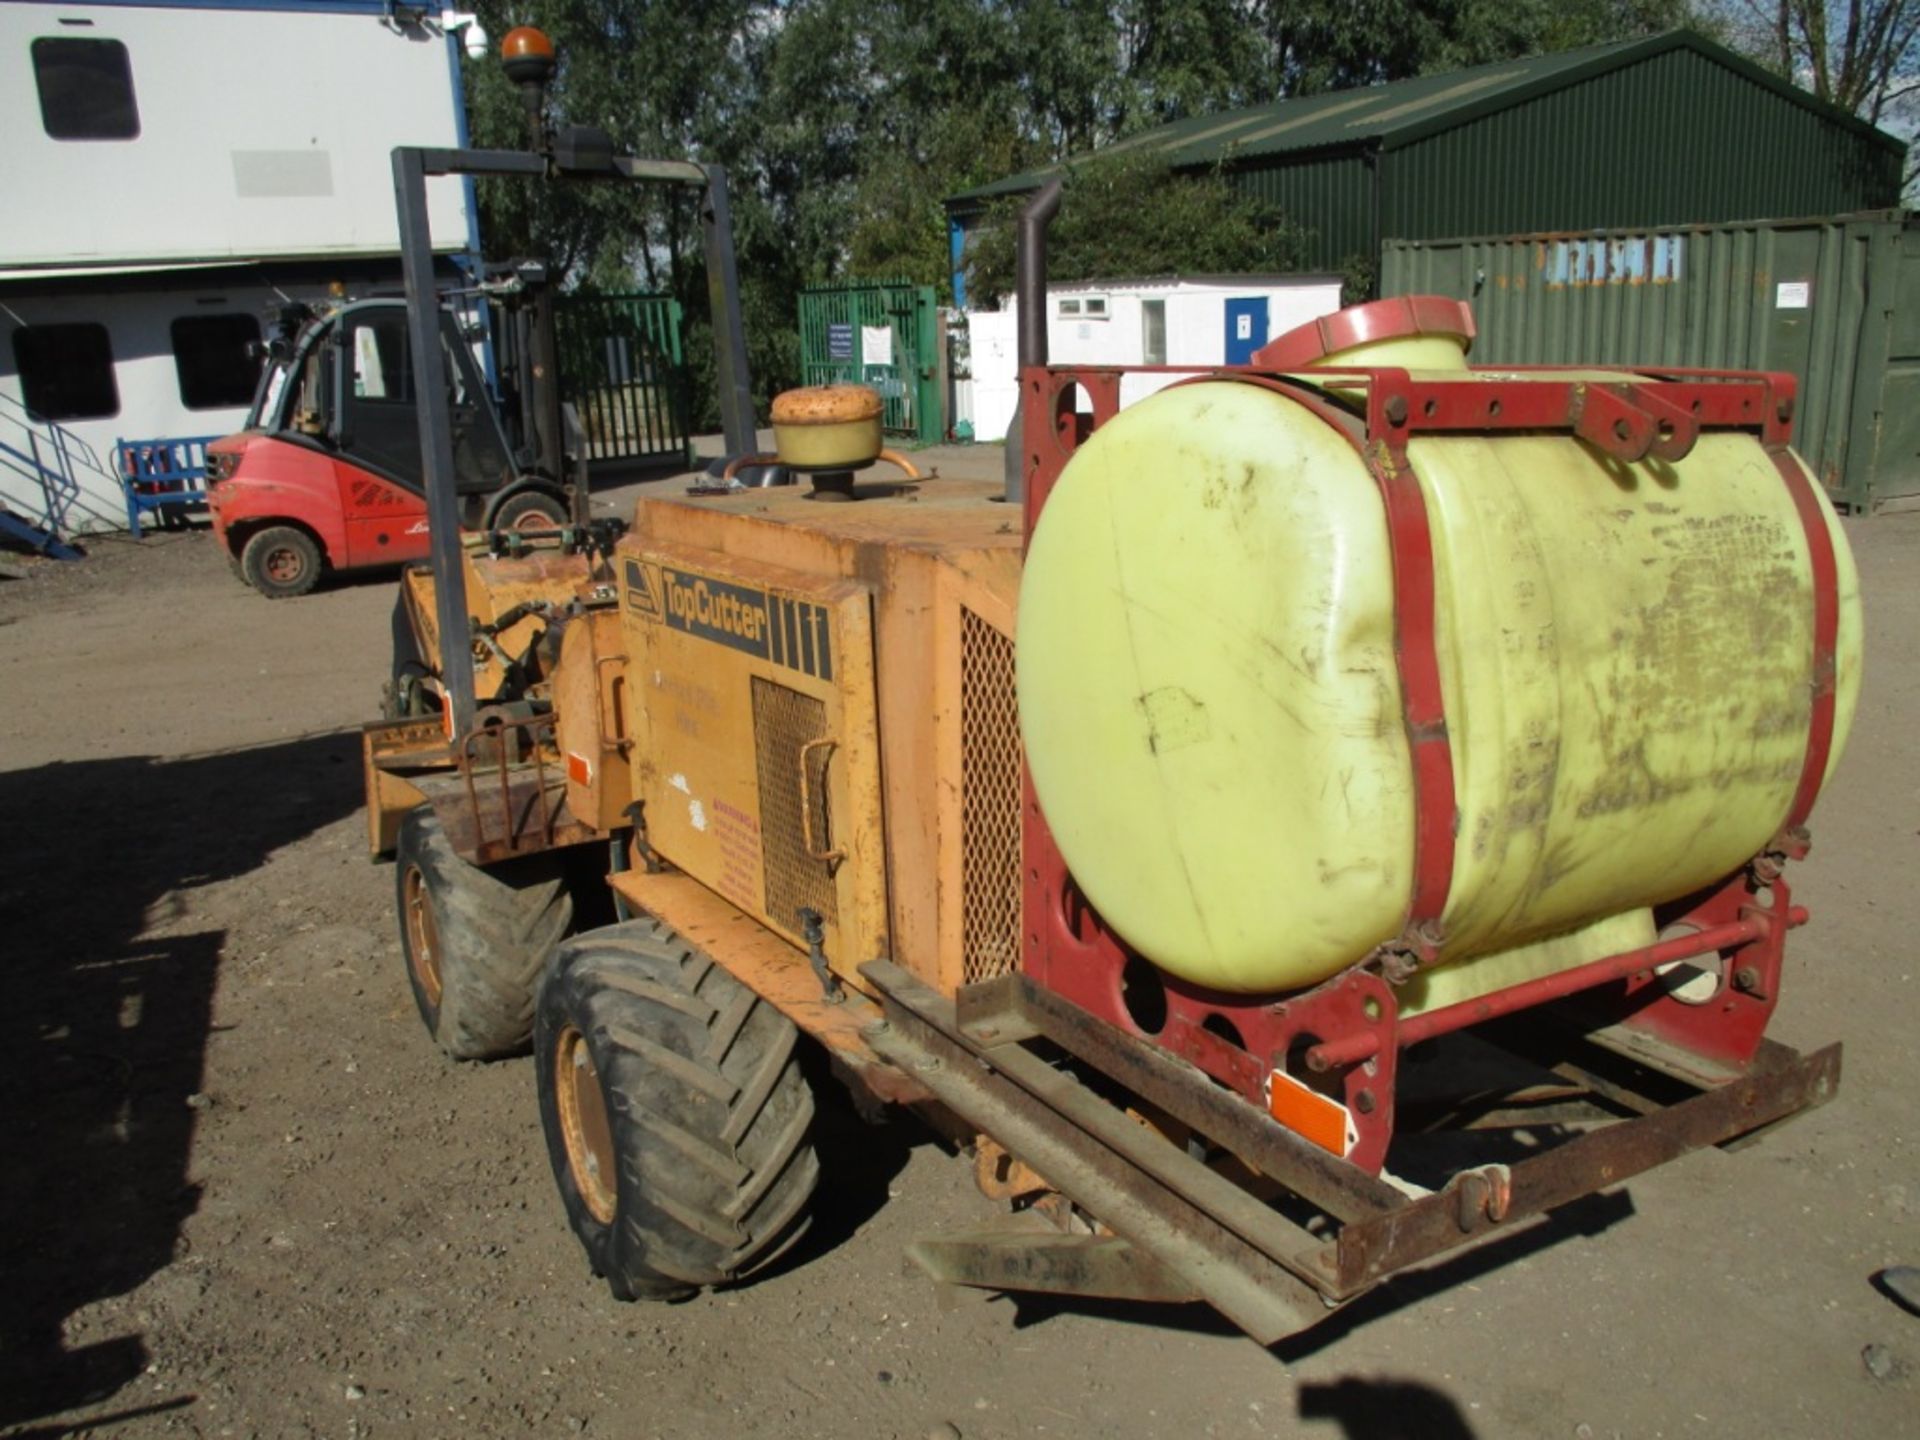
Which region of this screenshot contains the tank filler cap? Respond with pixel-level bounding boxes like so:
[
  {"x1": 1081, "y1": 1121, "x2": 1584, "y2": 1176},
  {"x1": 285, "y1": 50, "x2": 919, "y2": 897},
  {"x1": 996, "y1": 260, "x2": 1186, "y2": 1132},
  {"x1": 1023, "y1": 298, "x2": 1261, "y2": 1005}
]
[{"x1": 1252, "y1": 295, "x2": 1476, "y2": 370}]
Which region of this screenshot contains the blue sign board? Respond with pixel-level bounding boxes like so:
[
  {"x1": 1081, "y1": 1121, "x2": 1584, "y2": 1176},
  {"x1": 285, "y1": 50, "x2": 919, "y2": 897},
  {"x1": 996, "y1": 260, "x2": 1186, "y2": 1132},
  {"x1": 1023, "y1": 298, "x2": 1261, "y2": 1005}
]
[{"x1": 827, "y1": 322, "x2": 853, "y2": 361}]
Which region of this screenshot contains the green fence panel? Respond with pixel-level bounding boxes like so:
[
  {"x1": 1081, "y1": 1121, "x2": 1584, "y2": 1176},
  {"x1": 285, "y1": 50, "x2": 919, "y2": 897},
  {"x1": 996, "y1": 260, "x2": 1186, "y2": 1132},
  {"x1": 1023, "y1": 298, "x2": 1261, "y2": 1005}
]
[
  {"x1": 554, "y1": 293, "x2": 692, "y2": 467},
  {"x1": 797, "y1": 282, "x2": 942, "y2": 443}
]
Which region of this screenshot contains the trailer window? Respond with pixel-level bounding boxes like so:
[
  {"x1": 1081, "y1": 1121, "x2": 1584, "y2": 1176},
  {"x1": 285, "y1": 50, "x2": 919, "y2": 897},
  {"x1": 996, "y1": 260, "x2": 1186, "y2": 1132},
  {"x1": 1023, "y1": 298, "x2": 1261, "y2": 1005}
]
[
  {"x1": 31, "y1": 37, "x2": 140, "y2": 141},
  {"x1": 10, "y1": 322, "x2": 119, "y2": 421},
  {"x1": 171, "y1": 314, "x2": 264, "y2": 411}
]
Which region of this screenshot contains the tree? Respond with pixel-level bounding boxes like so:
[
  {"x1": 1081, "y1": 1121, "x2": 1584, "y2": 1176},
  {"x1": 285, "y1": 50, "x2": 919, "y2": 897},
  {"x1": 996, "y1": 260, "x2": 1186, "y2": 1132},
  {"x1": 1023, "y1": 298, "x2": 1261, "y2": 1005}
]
[
  {"x1": 1706, "y1": 2, "x2": 1919, "y2": 189},
  {"x1": 460, "y1": 1, "x2": 797, "y2": 425},
  {"x1": 1750, "y1": 1, "x2": 1920, "y2": 122},
  {"x1": 962, "y1": 149, "x2": 1309, "y2": 304},
  {"x1": 758, "y1": 0, "x2": 1035, "y2": 292},
  {"x1": 443, "y1": 0, "x2": 1720, "y2": 427}
]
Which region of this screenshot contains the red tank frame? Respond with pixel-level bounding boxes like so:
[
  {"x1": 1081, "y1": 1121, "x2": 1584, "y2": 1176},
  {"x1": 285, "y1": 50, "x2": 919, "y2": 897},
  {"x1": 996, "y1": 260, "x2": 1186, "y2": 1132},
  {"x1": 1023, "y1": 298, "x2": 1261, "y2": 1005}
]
[{"x1": 1013, "y1": 355, "x2": 1842, "y2": 1175}]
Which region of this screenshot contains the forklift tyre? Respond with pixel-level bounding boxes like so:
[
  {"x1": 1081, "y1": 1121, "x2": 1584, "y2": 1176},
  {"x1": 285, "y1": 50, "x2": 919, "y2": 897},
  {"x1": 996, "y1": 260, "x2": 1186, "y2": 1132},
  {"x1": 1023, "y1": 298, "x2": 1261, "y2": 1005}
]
[
  {"x1": 488, "y1": 487, "x2": 569, "y2": 532},
  {"x1": 535, "y1": 919, "x2": 820, "y2": 1301},
  {"x1": 395, "y1": 805, "x2": 573, "y2": 1060},
  {"x1": 239, "y1": 524, "x2": 322, "y2": 599}
]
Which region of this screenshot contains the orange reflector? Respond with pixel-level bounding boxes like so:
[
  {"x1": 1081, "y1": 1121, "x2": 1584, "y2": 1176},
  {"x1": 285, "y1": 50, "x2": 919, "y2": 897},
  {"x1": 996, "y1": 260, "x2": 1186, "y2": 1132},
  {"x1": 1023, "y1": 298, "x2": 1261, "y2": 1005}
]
[
  {"x1": 1267, "y1": 1070, "x2": 1355, "y2": 1157},
  {"x1": 566, "y1": 751, "x2": 592, "y2": 786}
]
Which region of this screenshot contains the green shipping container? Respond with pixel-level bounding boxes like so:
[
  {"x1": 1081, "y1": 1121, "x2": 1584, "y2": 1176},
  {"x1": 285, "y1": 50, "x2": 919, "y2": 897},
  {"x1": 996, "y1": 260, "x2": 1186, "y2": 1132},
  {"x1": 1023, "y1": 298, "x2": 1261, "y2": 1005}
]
[{"x1": 1382, "y1": 213, "x2": 1920, "y2": 511}]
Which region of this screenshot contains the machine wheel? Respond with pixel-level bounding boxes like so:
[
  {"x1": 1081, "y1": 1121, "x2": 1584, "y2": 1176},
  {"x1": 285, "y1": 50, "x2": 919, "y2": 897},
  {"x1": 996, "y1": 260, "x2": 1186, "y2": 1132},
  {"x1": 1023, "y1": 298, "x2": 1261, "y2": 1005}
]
[
  {"x1": 239, "y1": 525, "x2": 322, "y2": 598},
  {"x1": 535, "y1": 918, "x2": 820, "y2": 1300},
  {"x1": 491, "y1": 488, "x2": 568, "y2": 531},
  {"x1": 394, "y1": 805, "x2": 573, "y2": 1060}
]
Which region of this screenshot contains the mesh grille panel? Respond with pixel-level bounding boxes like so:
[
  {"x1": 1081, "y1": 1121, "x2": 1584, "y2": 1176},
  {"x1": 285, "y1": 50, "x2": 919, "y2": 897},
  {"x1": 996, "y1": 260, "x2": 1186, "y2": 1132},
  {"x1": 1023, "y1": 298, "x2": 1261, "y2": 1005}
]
[
  {"x1": 751, "y1": 677, "x2": 839, "y2": 928},
  {"x1": 960, "y1": 608, "x2": 1021, "y2": 983}
]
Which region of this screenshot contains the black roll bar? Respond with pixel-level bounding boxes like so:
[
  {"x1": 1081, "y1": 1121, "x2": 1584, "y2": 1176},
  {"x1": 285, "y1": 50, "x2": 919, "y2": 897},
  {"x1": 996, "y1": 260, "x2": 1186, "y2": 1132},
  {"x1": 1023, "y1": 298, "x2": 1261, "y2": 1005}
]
[{"x1": 391, "y1": 145, "x2": 756, "y2": 738}]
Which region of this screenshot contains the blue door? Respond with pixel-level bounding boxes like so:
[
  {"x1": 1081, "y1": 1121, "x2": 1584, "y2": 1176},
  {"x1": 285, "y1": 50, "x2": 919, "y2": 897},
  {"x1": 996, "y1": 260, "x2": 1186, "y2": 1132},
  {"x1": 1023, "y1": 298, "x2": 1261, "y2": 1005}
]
[{"x1": 1224, "y1": 297, "x2": 1269, "y2": 365}]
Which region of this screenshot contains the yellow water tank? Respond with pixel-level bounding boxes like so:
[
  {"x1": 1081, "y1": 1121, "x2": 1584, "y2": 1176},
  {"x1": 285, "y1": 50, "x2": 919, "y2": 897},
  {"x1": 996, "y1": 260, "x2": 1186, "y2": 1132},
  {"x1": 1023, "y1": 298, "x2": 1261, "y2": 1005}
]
[{"x1": 1016, "y1": 305, "x2": 1862, "y2": 996}]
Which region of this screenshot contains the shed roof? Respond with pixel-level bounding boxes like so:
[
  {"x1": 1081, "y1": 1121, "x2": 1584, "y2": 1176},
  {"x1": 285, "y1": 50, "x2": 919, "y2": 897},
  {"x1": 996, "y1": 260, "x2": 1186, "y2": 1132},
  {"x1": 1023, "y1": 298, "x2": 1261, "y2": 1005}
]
[{"x1": 949, "y1": 30, "x2": 1906, "y2": 205}]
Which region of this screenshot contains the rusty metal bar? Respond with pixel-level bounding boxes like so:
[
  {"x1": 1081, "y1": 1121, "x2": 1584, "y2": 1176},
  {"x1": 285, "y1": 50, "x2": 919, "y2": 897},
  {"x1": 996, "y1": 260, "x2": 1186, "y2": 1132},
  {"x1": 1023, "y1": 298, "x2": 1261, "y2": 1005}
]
[
  {"x1": 455, "y1": 712, "x2": 569, "y2": 856},
  {"x1": 1297, "y1": 369, "x2": 1782, "y2": 442},
  {"x1": 1325, "y1": 1039, "x2": 1841, "y2": 1296},
  {"x1": 907, "y1": 1230, "x2": 1203, "y2": 1305},
  {"x1": 861, "y1": 961, "x2": 1324, "y2": 1344},
  {"x1": 1309, "y1": 912, "x2": 1802, "y2": 1071},
  {"x1": 961, "y1": 972, "x2": 1402, "y2": 1222}
]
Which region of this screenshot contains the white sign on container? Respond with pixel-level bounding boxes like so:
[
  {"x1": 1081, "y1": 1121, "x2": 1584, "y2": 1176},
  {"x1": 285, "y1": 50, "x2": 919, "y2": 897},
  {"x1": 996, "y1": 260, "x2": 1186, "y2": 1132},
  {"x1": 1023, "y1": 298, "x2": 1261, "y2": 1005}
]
[{"x1": 1776, "y1": 281, "x2": 1811, "y2": 309}]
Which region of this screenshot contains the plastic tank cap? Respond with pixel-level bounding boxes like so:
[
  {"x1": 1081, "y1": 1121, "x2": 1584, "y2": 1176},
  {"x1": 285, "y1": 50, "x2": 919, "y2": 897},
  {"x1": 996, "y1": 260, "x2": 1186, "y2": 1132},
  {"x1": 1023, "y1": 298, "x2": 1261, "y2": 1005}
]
[{"x1": 1252, "y1": 295, "x2": 1476, "y2": 370}]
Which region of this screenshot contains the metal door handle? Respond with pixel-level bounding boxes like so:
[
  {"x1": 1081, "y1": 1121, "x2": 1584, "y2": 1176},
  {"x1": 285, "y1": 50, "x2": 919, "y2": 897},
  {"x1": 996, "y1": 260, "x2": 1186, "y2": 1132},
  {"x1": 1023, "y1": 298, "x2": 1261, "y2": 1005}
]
[{"x1": 798, "y1": 736, "x2": 844, "y2": 863}]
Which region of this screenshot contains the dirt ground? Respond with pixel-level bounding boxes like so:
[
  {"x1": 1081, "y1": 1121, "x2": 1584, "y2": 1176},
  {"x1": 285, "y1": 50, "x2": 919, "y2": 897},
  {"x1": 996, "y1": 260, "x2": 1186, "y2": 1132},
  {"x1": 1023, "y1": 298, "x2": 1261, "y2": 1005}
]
[{"x1": 1, "y1": 464, "x2": 1916, "y2": 1440}]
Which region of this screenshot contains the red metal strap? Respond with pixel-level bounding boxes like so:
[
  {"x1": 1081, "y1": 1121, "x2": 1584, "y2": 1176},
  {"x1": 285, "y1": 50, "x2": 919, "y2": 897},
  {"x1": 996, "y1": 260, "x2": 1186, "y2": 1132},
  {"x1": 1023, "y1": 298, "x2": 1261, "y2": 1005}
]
[
  {"x1": 1186, "y1": 371, "x2": 1458, "y2": 943},
  {"x1": 1366, "y1": 437, "x2": 1457, "y2": 932},
  {"x1": 1768, "y1": 447, "x2": 1841, "y2": 830}
]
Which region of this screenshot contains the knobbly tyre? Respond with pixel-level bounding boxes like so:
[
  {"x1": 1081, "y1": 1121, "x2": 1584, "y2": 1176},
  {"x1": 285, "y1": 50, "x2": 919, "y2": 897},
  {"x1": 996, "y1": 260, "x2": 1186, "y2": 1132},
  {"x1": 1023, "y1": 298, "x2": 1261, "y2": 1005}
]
[{"x1": 363, "y1": 54, "x2": 1858, "y2": 1342}]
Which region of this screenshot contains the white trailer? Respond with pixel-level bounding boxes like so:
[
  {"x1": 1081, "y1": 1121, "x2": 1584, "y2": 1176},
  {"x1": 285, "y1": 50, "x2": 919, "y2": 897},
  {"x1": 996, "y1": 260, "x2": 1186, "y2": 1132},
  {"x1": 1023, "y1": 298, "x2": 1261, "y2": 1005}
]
[
  {"x1": 0, "y1": 0, "x2": 476, "y2": 536},
  {"x1": 959, "y1": 274, "x2": 1346, "y2": 444}
]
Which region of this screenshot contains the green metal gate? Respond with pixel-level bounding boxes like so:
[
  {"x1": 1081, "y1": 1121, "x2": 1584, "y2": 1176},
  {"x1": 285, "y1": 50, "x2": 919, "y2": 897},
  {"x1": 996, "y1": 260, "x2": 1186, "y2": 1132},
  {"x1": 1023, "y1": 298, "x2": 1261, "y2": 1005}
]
[
  {"x1": 798, "y1": 282, "x2": 942, "y2": 443},
  {"x1": 554, "y1": 293, "x2": 692, "y2": 467}
]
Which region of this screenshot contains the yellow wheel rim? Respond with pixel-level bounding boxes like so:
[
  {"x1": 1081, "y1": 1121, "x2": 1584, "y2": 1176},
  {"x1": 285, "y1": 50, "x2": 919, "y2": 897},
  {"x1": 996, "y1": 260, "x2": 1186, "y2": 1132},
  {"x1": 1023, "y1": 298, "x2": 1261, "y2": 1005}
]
[{"x1": 555, "y1": 1024, "x2": 618, "y2": 1224}]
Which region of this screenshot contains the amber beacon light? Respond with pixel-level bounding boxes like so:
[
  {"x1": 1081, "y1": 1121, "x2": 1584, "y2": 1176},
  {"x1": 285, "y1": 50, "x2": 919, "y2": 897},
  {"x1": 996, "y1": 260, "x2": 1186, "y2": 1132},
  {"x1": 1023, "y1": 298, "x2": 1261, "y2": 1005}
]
[{"x1": 500, "y1": 25, "x2": 556, "y2": 84}]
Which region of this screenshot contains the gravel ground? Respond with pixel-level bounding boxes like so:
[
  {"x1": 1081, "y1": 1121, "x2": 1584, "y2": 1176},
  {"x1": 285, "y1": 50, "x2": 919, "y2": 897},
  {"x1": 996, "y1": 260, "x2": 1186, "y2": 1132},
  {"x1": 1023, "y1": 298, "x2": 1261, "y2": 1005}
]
[{"x1": 0, "y1": 472, "x2": 1916, "y2": 1440}]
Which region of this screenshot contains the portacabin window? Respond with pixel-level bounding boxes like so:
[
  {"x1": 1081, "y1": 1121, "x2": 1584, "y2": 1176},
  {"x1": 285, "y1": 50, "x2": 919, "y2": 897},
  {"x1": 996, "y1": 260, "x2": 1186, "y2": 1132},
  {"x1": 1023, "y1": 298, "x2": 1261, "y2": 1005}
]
[
  {"x1": 172, "y1": 314, "x2": 265, "y2": 411},
  {"x1": 1141, "y1": 299, "x2": 1167, "y2": 365},
  {"x1": 31, "y1": 37, "x2": 140, "y2": 141},
  {"x1": 11, "y1": 322, "x2": 120, "y2": 421}
]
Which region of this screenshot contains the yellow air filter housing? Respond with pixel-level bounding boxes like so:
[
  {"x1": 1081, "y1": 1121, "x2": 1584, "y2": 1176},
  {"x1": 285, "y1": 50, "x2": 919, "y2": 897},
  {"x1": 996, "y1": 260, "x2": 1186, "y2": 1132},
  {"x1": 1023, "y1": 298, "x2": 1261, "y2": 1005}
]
[
  {"x1": 771, "y1": 384, "x2": 884, "y2": 472},
  {"x1": 1015, "y1": 320, "x2": 1861, "y2": 996}
]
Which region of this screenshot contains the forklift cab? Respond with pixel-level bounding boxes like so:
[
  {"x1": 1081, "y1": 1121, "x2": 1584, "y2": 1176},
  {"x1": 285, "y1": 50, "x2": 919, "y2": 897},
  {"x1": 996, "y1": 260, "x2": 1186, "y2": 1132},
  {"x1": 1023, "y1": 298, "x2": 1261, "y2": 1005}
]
[
  {"x1": 207, "y1": 294, "x2": 570, "y2": 596},
  {"x1": 264, "y1": 299, "x2": 521, "y2": 520}
]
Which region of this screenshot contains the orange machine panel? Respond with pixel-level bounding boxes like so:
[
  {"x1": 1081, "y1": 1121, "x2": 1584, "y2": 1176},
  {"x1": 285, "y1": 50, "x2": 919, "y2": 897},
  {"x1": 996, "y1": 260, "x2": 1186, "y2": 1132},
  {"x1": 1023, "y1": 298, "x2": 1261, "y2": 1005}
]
[
  {"x1": 554, "y1": 606, "x2": 632, "y2": 833},
  {"x1": 619, "y1": 538, "x2": 889, "y2": 992}
]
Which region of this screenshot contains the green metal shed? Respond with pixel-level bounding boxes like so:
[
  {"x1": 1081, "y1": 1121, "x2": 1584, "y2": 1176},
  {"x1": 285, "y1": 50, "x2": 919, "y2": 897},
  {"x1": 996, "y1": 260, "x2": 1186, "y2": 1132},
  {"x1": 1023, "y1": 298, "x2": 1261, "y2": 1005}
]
[{"x1": 947, "y1": 30, "x2": 1906, "y2": 284}]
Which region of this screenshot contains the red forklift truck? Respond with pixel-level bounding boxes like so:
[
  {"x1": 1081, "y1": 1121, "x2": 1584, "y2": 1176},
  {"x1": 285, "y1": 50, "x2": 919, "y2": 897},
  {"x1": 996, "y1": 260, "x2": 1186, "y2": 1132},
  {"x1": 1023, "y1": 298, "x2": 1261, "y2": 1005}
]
[{"x1": 206, "y1": 267, "x2": 575, "y2": 598}]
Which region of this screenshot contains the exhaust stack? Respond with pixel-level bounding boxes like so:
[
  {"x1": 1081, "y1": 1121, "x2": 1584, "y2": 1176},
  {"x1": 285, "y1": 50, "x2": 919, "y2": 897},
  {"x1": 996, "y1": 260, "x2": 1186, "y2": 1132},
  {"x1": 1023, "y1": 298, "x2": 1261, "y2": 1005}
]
[{"x1": 1008, "y1": 178, "x2": 1064, "y2": 502}]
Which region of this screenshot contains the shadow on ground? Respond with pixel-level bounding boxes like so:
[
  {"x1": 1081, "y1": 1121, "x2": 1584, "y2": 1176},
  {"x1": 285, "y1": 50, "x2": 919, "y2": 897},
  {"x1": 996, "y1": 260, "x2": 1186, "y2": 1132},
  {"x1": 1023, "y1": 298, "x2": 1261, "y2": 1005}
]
[
  {"x1": 0, "y1": 733, "x2": 361, "y2": 1429},
  {"x1": 1297, "y1": 1374, "x2": 1479, "y2": 1438}
]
